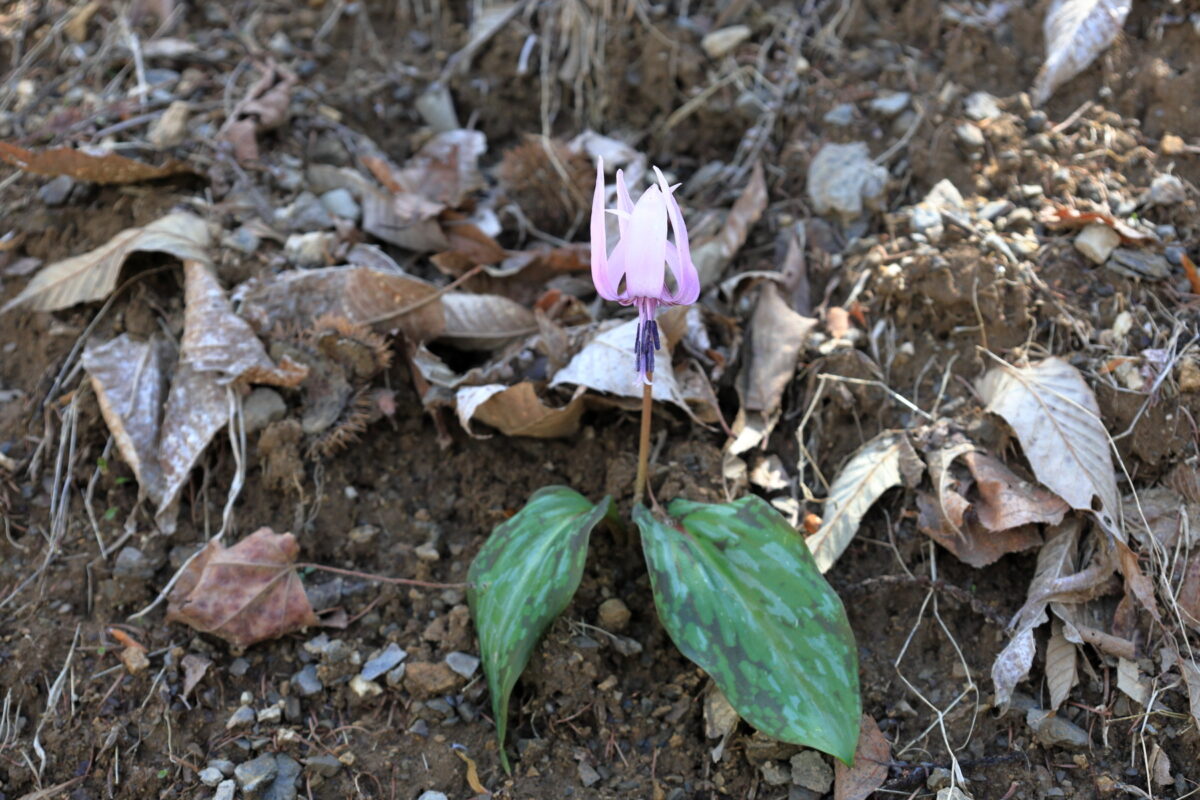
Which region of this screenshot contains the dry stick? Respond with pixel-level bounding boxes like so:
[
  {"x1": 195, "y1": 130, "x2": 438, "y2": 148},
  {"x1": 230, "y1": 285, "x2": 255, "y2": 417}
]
[
  {"x1": 293, "y1": 563, "x2": 467, "y2": 590},
  {"x1": 633, "y1": 375, "x2": 653, "y2": 507}
]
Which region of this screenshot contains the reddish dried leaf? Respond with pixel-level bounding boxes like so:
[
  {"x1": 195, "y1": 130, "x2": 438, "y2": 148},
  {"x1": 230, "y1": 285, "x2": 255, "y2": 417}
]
[
  {"x1": 1037, "y1": 203, "x2": 1150, "y2": 244},
  {"x1": 1181, "y1": 252, "x2": 1200, "y2": 295},
  {"x1": 0, "y1": 141, "x2": 194, "y2": 183},
  {"x1": 167, "y1": 528, "x2": 319, "y2": 648},
  {"x1": 917, "y1": 493, "x2": 1043, "y2": 568},
  {"x1": 835, "y1": 714, "x2": 890, "y2": 800},
  {"x1": 964, "y1": 451, "x2": 1070, "y2": 531}
]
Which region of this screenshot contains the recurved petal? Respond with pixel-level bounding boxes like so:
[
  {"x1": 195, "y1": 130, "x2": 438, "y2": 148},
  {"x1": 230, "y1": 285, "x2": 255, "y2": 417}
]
[
  {"x1": 615, "y1": 169, "x2": 635, "y2": 238},
  {"x1": 656, "y1": 167, "x2": 700, "y2": 305},
  {"x1": 590, "y1": 158, "x2": 620, "y2": 301},
  {"x1": 663, "y1": 242, "x2": 700, "y2": 305},
  {"x1": 623, "y1": 186, "x2": 668, "y2": 298}
]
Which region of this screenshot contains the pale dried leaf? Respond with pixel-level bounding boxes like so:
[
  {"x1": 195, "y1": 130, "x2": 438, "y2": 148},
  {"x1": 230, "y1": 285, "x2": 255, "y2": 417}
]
[
  {"x1": 1031, "y1": 0, "x2": 1131, "y2": 106},
  {"x1": 703, "y1": 683, "x2": 739, "y2": 740},
  {"x1": 549, "y1": 318, "x2": 699, "y2": 418},
  {"x1": 1116, "y1": 657, "x2": 1150, "y2": 707},
  {"x1": 1124, "y1": 486, "x2": 1198, "y2": 550},
  {"x1": 82, "y1": 334, "x2": 171, "y2": 503},
  {"x1": 927, "y1": 441, "x2": 976, "y2": 537},
  {"x1": 741, "y1": 282, "x2": 816, "y2": 415},
  {"x1": 978, "y1": 357, "x2": 1120, "y2": 537},
  {"x1": 395, "y1": 129, "x2": 487, "y2": 207},
  {"x1": 834, "y1": 714, "x2": 890, "y2": 800},
  {"x1": 180, "y1": 653, "x2": 211, "y2": 700},
  {"x1": 455, "y1": 382, "x2": 585, "y2": 438},
  {"x1": 965, "y1": 451, "x2": 1070, "y2": 531},
  {"x1": 181, "y1": 260, "x2": 306, "y2": 387},
  {"x1": 807, "y1": 431, "x2": 922, "y2": 573},
  {"x1": 439, "y1": 292, "x2": 537, "y2": 351},
  {"x1": 155, "y1": 360, "x2": 227, "y2": 533},
  {"x1": 1180, "y1": 658, "x2": 1200, "y2": 729},
  {"x1": 1178, "y1": 552, "x2": 1200, "y2": 632},
  {"x1": 0, "y1": 141, "x2": 194, "y2": 183},
  {"x1": 166, "y1": 528, "x2": 319, "y2": 648},
  {"x1": 237, "y1": 266, "x2": 445, "y2": 342},
  {"x1": 1149, "y1": 744, "x2": 1172, "y2": 787},
  {"x1": 692, "y1": 161, "x2": 768, "y2": 286},
  {"x1": 2, "y1": 212, "x2": 210, "y2": 313},
  {"x1": 1045, "y1": 620, "x2": 1077, "y2": 711},
  {"x1": 807, "y1": 142, "x2": 888, "y2": 222},
  {"x1": 992, "y1": 627, "x2": 1037, "y2": 711}
]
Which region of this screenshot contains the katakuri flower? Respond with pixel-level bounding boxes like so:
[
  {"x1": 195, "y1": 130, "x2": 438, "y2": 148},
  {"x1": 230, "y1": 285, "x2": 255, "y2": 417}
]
[{"x1": 590, "y1": 158, "x2": 700, "y2": 384}]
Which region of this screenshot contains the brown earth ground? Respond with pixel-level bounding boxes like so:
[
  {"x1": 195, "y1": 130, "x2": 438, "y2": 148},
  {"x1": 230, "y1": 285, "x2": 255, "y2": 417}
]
[{"x1": 1, "y1": 1, "x2": 1199, "y2": 799}]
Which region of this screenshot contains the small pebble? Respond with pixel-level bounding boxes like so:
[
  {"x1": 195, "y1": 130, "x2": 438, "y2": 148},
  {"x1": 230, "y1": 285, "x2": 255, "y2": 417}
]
[
  {"x1": 276, "y1": 192, "x2": 334, "y2": 232},
  {"x1": 955, "y1": 123, "x2": 985, "y2": 149},
  {"x1": 1074, "y1": 224, "x2": 1120, "y2": 264},
  {"x1": 213, "y1": 780, "x2": 236, "y2": 800},
  {"x1": 198, "y1": 767, "x2": 224, "y2": 787},
  {"x1": 404, "y1": 662, "x2": 460, "y2": 698},
  {"x1": 385, "y1": 664, "x2": 407, "y2": 686},
  {"x1": 225, "y1": 226, "x2": 260, "y2": 254},
  {"x1": 701, "y1": 25, "x2": 751, "y2": 58},
  {"x1": 790, "y1": 751, "x2": 833, "y2": 793},
  {"x1": 349, "y1": 674, "x2": 382, "y2": 698},
  {"x1": 445, "y1": 651, "x2": 480, "y2": 679},
  {"x1": 148, "y1": 100, "x2": 190, "y2": 148},
  {"x1": 113, "y1": 546, "x2": 156, "y2": 580},
  {"x1": 37, "y1": 176, "x2": 75, "y2": 207},
  {"x1": 235, "y1": 753, "x2": 279, "y2": 792},
  {"x1": 868, "y1": 91, "x2": 910, "y2": 118},
  {"x1": 319, "y1": 188, "x2": 361, "y2": 221},
  {"x1": 964, "y1": 91, "x2": 1002, "y2": 121},
  {"x1": 284, "y1": 231, "x2": 336, "y2": 268},
  {"x1": 304, "y1": 754, "x2": 343, "y2": 778},
  {"x1": 598, "y1": 598, "x2": 632, "y2": 632},
  {"x1": 417, "y1": 793, "x2": 449, "y2": 800},
  {"x1": 1025, "y1": 110, "x2": 1048, "y2": 133},
  {"x1": 578, "y1": 761, "x2": 603, "y2": 787},
  {"x1": 292, "y1": 664, "x2": 324, "y2": 696},
  {"x1": 229, "y1": 658, "x2": 251, "y2": 677},
  {"x1": 822, "y1": 103, "x2": 856, "y2": 127},
  {"x1": 225, "y1": 705, "x2": 256, "y2": 730},
  {"x1": 257, "y1": 705, "x2": 282, "y2": 724},
  {"x1": 360, "y1": 642, "x2": 408, "y2": 681},
  {"x1": 262, "y1": 754, "x2": 302, "y2": 800},
  {"x1": 208, "y1": 760, "x2": 236, "y2": 777},
  {"x1": 415, "y1": 542, "x2": 440, "y2": 562},
  {"x1": 242, "y1": 388, "x2": 287, "y2": 434}
]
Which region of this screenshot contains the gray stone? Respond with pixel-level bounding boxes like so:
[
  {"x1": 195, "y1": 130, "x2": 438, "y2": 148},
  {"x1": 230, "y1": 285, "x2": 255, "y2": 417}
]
[
  {"x1": 790, "y1": 751, "x2": 833, "y2": 793},
  {"x1": 1147, "y1": 174, "x2": 1186, "y2": 206},
  {"x1": 262, "y1": 754, "x2": 302, "y2": 800},
  {"x1": 445, "y1": 651, "x2": 480, "y2": 679},
  {"x1": 276, "y1": 192, "x2": 334, "y2": 232},
  {"x1": 1026, "y1": 708, "x2": 1090, "y2": 750},
  {"x1": 701, "y1": 25, "x2": 751, "y2": 58},
  {"x1": 1109, "y1": 248, "x2": 1171, "y2": 279},
  {"x1": 415, "y1": 83, "x2": 459, "y2": 132},
  {"x1": 385, "y1": 664, "x2": 407, "y2": 686},
  {"x1": 761, "y1": 760, "x2": 791, "y2": 786},
  {"x1": 964, "y1": 91, "x2": 1002, "y2": 121},
  {"x1": 143, "y1": 68, "x2": 180, "y2": 88},
  {"x1": 979, "y1": 199, "x2": 1014, "y2": 221},
  {"x1": 256, "y1": 705, "x2": 282, "y2": 724},
  {"x1": 956, "y1": 122, "x2": 985, "y2": 149},
  {"x1": 113, "y1": 546, "x2": 156, "y2": 580},
  {"x1": 292, "y1": 665, "x2": 323, "y2": 696},
  {"x1": 822, "y1": 103, "x2": 856, "y2": 127},
  {"x1": 235, "y1": 753, "x2": 279, "y2": 792},
  {"x1": 198, "y1": 767, "x2": 224, "y2": 787},
  {"x1": 909, "y1": 204, "x2": 945, "y2": 244},
  {"x1": 304, "y1": 753, "x2": 342, "y2": 778},
  {"x1": 360, "y1": 643, "x2": 407, "y2": 681},
  {"x1": 226, "y1": 705, "x2": 256, "y2": 730},
  {"x1": 38, "y1": 176, "x2": 75, "y2": 207},
  {"x1": 416, "y1": 793, "x2": 448, "y2": 800},
  {"x1": 319, "y1": 188, "x2": 361, "y2": 222},
  {"x1": 243, "y1": 388, "x2": 287, "y2": 434},
  {"x1": 1025, "y1": 110, "x2": 1048, "y2": 133},
  {"x1": 349, "y1": 674, "x2": 382, "y2": 698},
  {"x1": 1075, "y1": 224, "x2": 1120, "y2": 264},
  {"x1": 214, "y1": 780, "x2": 237, "y2": 800},
  {"x1": 148, "y1": 100, "x2": 190, "y2": 148},
  {"x1": 869, "y1": 91, "x2": 910, "y2": 118},
  {"x1": 598, "y1": 597, "x2": 631, "y2": 632},
  {"x1": 225, "y1": 226, "x2": 260, "y2": 254},
  {"x1": 578, "y1": 761, "x2": 603, "y2": 787},
  {"x1": 229, "y1": 658, "x2": 251, "y2": 677},
  {"x1": 208, "y1": 759, "x2": 236, "y2": 777}
]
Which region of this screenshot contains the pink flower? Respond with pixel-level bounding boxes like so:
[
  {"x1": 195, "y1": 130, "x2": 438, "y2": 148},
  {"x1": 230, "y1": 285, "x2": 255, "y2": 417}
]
[{"x1": 590, "y1": 158, "x2": 700, "y2": 384}]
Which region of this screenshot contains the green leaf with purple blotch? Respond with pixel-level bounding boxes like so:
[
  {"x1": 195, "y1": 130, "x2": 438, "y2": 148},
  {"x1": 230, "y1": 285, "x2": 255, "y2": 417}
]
[
  {"x1": 635, "y1": 496, "x2": 860, "y2": 763},
  {"x1": 468, "y1": 486, "x2": 611, "y2": 773}
]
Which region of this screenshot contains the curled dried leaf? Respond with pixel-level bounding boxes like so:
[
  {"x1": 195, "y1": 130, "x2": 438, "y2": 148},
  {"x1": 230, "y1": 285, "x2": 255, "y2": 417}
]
[{"x1": 0, "y1": 141, "x2": 195, "y2": 183}]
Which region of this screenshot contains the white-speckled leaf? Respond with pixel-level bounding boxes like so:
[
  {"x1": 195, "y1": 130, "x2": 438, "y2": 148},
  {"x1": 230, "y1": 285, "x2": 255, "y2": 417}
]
[
  {"x1": 636, "y1": 497, "x2": 860, "y2": 764},
  {"x1": 1032, "y1": 0, "x2": 1131, "y2": 106},
  {"x1": 468, "y1": 487, "x2": 611, "y2": 773}
]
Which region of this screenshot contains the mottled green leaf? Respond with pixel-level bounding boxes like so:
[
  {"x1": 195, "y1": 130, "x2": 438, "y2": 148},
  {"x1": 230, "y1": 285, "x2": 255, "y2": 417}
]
[
  {"x1": 468, "y1": 486, "x2": 611, "y2": 772},
  {"x1": 635, "y1": 497, "x2": 860, "y2": 763}
]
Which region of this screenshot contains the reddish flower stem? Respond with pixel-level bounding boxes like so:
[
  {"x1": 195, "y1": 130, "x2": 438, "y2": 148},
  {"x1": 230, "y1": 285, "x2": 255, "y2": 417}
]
[{"x1": 633, "y1": 375, "x2": 653, "y2": 506}]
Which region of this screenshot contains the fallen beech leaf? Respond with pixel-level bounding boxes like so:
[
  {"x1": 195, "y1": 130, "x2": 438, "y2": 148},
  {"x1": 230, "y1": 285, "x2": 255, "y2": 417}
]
[
  {"x1": 978, "y1": 357, "x2": 1121, "y2": 538},
  {"x1": 1177, "y1": 552, "x2": 1200, "y2": 632},
  {"x1": 1031, "y1": 0, "x2": 1131, "y2": 106},
  {"x1": 237, "y1": 265, "x2": 445, "y2": 342},
  {"x1": 395, "y1": 129, "x2": 487, "y2": 207},
  {"x1": 156, "y1": 359, "x2": 227, "y2": 533},
  {"x1": 439, "y1": 292, "x2": 537, "y2": 351},
  {"x1": 1045, "y1": 620, "x2": 1077, "y2": 711},
  {"x1": 692, "y1": 161, "x2": 768, "y2": 286},
  {"x1": 181, "y1": 260, "x2": 306, "y2": 387},
  {"x1": 2, "y1": 212, "x2": 210, "y2": 314},
  {"x1": 740, "y1": 282, "x2": 816, "y2": 416},
  {"x1": 807, "y1": 431, "x2": 922, "y2": 573},
  {"x1": 0, "y1": 141, "x2": 194, "y2": 183},
  {"x1": 362, "y1": 189, "x2": 450, "y2": 252},
  {"x1": 167, "y1": 528, "x2": 319, "y2": 648},
  {"x1": 82, "y1": 335, "x2": 172, "y2": 503},
  {"x1": 964, "y1": 451, "x2": 1070, "y2": 531},
  {"x1": 456, "y1": 382, "x2": 586, "y2": 438},
  {"x1": 834, "y1": 714, "x2": 890, "y2": 800}
]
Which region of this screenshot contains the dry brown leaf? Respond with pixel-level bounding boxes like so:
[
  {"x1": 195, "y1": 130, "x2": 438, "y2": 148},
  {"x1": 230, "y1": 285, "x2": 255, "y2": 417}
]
[
  {"x1": 181, "y1": 260, "x2": 306, "y2": 387},
  {"x1": 978, "y1": 357, "x2": 1121, "y2": 537},
  {"x1": 237, "y1": 266, "x2": 445, "y2": 342},
  {"x1": 2, "y1": 212, "x2": 210, "y2": 314},
  {"x1": 916, "y1": 493, "x2": 1042, "y2": 568},
  {"x1": 455, "y1": 382, "x2": 586, "y2": 438},
  {"x1": 156, "y1": 359, "x2": 227, "y2": 533},
  {"x1": 439, "y1": 292, "x2": 537, "y2": 351},
  {"x1": 740, "y1": 282, "x2": 816, "y2": 416},
  {"x1": 964, "y1": 451, "x2": 1070, "y2": 531},
  {"x1": 1124, "y1": 486, "x2": 1198, "y2": 550},
  {"x1": 926, "y1": 441, "x2": 976, "y2": 537},
  {"x1": 834, "y1": 714, "x2": 890, "y2": 800},
  {"x1": 1113, "y1": 538, "x2": 1161, "y2": 622},
  {"x1": 166, "y1": 528, "x2": 319, "y2": 649},
  {"x1": 1045, "y1": 620, "x2": 1078, "y2": 711},
  {"x1": 395, "y1": 129, "x2": 487, "y2": 207},
  {"x1": 362, "y1": 189, "x2": 450, "y2": 252},
  {"x1": 1177, "y1": 551, "x2": 1200, "y2": 632},
  {"x1": 692, "y1": 160, "x2": 768, "y2": 286},
  {"x1": 219, "y1": 64, "x2": 297, "y2": 162},
  {"x1": 1180, "y1": 658, "x2": 1200, "y2": 729},
  {"x1": 81, "y1": 334, "x2": 172, "y2": 503},
  {"x1": 0, "y1": 141, "x2": 194, "y2": 184}
]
